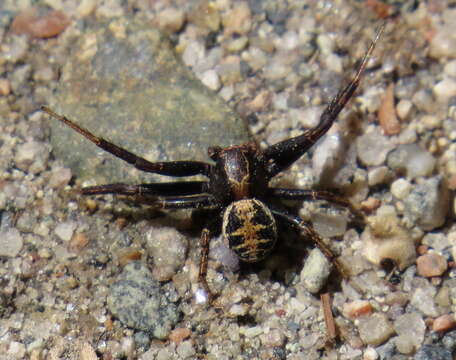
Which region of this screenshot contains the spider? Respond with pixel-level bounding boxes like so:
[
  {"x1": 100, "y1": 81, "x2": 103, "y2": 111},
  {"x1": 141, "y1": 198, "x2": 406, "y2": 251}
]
[{"x1": 41, "y1": 26, "x2": 383, "y2": 303}]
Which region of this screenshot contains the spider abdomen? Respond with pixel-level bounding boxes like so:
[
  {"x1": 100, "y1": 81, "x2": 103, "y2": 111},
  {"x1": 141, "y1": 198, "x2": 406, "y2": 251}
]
[{"x1": 222, "y1": 199, "x2": 277, "y2": 263}]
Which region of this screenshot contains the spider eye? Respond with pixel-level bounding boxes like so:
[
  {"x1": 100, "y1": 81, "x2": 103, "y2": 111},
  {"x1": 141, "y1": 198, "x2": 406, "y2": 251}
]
[{"x1": 222, "y1": 199, "x2": 277, "y2": 263}]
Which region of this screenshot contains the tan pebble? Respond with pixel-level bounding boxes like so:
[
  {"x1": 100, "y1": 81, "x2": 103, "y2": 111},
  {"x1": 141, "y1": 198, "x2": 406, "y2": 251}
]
[
  {"x1": 69, "y1": 232, "x2": 89, "y2": 252},
  {"x1": 417, "y1": 245, "x2": 429, "y2": 255},
  {"x1": 155, "y1": 8, "x2": 185, "y2": 33},
  {"x1": 223, "y1": 2, "x2": 252, "y2": 36},
  {"x1": 448, "y1": 174, "x2": 456, "y2": 190},
  {"x1": 343, "y1": 300, "x2": 373, "y2": 319},
  {"x1": 11, "y1": 8, "x2": 70, "y2": 39},
  {"x1": 80, "y1": 341, "x2": 98, "y2": 360},
  {"x1": 169, "y1": 328, "x2": 191, "y2": 344},
  {"x1": 416, "y1": 253, "x2": 448, "y2": 277},
  {"x1": 246, "y1": 90, "x2": 271, "y2": 112},
  {"x1": 84, "y1": 198, "x2": 98, "y2": 213},
  {"x1": 361, "y1": 197, "x2": 381, "y2": 213},
  {"x1": 378, "y1": 83, "x2": 401, "y2": 135},
  {"x1": 432, "y1": 314, "x2": 456, "y2": 332},
  {"x1": 362, "y1": 206, "x2": 416, "y2": 270},
  {"x1": 0, "y1": 79, "x2": 11, "y2": 96},
  {"x1": 117, "y1": 248, "x2": 142, "y2": 267}
]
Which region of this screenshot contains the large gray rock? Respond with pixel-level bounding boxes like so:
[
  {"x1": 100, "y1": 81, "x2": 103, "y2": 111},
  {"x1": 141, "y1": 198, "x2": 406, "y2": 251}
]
[{"x1": 48, "y1": 16, "x2": 249, "y2": 184}]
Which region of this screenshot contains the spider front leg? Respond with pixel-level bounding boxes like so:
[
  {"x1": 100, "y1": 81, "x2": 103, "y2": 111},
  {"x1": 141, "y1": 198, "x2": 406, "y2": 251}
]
[
  {"x1": 263, "y1": 24, "x2": 384, "y2": 178},
  {"x1": 41, "y1": 106, "x2": 212, "y2": 177},
  {"x1": 270, "y1": 207, "x2": 349, "y2": 278}
]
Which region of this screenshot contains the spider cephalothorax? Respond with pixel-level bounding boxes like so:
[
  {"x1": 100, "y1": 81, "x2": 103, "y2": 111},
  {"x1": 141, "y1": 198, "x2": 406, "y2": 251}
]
[{"x1": 41, "y1": 25, "x2": 383, "y2": 302}]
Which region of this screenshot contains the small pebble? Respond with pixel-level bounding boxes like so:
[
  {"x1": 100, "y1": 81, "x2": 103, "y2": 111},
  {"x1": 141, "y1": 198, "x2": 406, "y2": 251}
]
[
  {"x1": 363, "y1": 347, "x2": 379, "y2": 360},
  {"x1": 393, "y1": 313, "x2": 425, "y2": 354},
  {"x1": 396, "y1": 99, "x2": 413, "y2": 120},
  {"x1": 146, "y1": 227, "x2": 187, "y2": 281},
  {"x1": 434, "y1": 78, "x2": 456, "y2": 102},
  {"x1": 176, "y1": 340, "x2": 195, "y2": 358},
  {"x1": 300, "y1": 248, "x2": 332, "y2": 294},
  {"x1": 361, "y1": 197, "x2": 381, "y2": 213},
  {"x1": 429, "y1": 26, "x2": 456, "y2": 58},
  {"x1": 0, "y1": 228, "x2": 24, "y2": 257},
  {"x1": 259, "y1": 329, "x2": 286, "y2": 347},
  {"x1": 154, "y1": 8, "x2": 185, "y2": 34},
  {"x1": 421, "y1": 115, "x2": 442, "y2": 129},
  {"x1": 77, "y1": 0, "x2": 96, "y2": 17},
  {"x1": 422, "y1": 233, "x2": 450, "y2": 254},
  {"x1": 411, "y1": 287, "x2": 439, "y2": 317},
  {"x1": 14, "y1": 140, "x2": 49, "y2": 174},
  {"x1": 182, "y1": 41, "x2": 205, "y2": 68},
  {"x1": 11, "y1": 9, "x2": 70, "y2": 39},
  {"x1": 0, "y1": 78, "x2": 11, "y2": 95},
  {"x1": 169, "y1": 328, "x2": 191, "y2": 344},
  {"x1": 199, "y1": 69, "x2": 221, "y2": 91},
  {"x1": 367, "y1": 166, "x2": 390, "y2": 186},
  {"x1": 33, "y1": 66, "x2": 54, "y2": 82},
  {"x1": 356, "y1": 131, "x2": 393, "y2": 167},
  {"x1": 69, "y1": 232, "x2": 89, "y2": 253},
  {"x1": 107, "y1": 261, "x2": 180, "y2": 339},
  {"x1": 80, "y1": 341, "x2": 98, "y2": 360},
  {"x1": 404, "y1": 176, "x2": 449, "y2": 231},
  {"x1": 387, "y1": 144, "x2": 436, "y2": 180},
  {"x1": 342, "y1": 300, "x2": 373, "y2": 319},
  {"x1": 48, "y1": 167, "x2": 72, "y2": 188},
  {"x1": 416, "y1": 253, "x2": 448, "y2": 277},
  {"x1": 390, "y1": 178, "x2": 412, "y2": 200},
  {"x1": 223, "y1": 3, "x2": 252, "y2": 36},
  {"x1": 444, "y1": 60, "x2": 456, "y2": 77},
  {"x1": 357, "y1": 313, "x2": 395, "y2": 346},
  {"x1": 217, "y1": 55, "x2": 242, "y2": 85},
  {"x1": 243, "y1": 325, "x2": 263, "y2": 338},
  {"x1": 432, "y1": 314, "x2": 456, "y2": 333},
  {"x1": 54, "y1": 221, "x2": 77, "y2": 242},
  {"x1": 362, "y1": 206, "x2": 416, "y2": 270},
  {"x1": 414, "y1": 344, "x2": 452, "y2": 360}
]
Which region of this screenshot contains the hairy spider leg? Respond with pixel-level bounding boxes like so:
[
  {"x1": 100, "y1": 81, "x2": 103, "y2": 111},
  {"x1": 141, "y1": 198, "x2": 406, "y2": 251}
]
[
  {"x1": 268, "y1": 188, "x2": 365, "y2": 223},
  {"x1": 263, "y1": 24, "x2": 385, "y2": 178},
  {"x1": 270, "y1": 206, "x2": 349, "y2": 278},
  {"x1": 81, "y1": 181, "x2": 207, "y2": 196},
  {"x1": 198, "y1": 227, "x2": 214, "y2": 303},
  {"x1": 151, "y1": 195, "x2": 218, "y2": 210},
  {"x1": 40, "y1": 106, "x2": 212, "y2": 177}
]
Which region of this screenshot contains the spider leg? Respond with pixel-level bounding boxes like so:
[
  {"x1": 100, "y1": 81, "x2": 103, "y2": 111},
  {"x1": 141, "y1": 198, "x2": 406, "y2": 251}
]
[
  {"x1": 270, "y1": 206, "x2": 349, "y2": 278},
  {"x1": 41, "y1": 106, "x2": 212, "y2": 177},
  {"x1": 82, "y1": 181, "x2": 217, "y2": 209},
  {"x1": 152, "y1": 195, "x2": 218, "y2": 210},
  {"x1": 263, "y1": 24, "x2": 384, "y2": 178},
  {"x1": 82, "y1": 181, "x2": 208, "y2": 196},
  {"x1": 269, "y1": 187, "x2": 365, "y2": 223},
  {"x1": 197, "y1": 227, "x2": 214, "y2": 303}
]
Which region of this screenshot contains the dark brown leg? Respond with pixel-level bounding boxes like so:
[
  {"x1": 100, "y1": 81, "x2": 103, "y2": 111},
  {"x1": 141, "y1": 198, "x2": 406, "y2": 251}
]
[
  {"x1": 82, "y1": 181, "x2": 208, "y2": 196},
  {"x1": 269, "y1": 188, "x2": 365, "y2": 223},
  {"x1": 41, "y1": 106, "x2": 212, "y2": 177},
  {"x1": 152, "y1": 195, "x2": 218, "y2": 210},
  {"x1": 197, "y1": 227, "x2": 214, "y2": 303},
  {"x1": 263, "y1": 24, "x2": 384, "y2": 178},
  {"x1": 270, "y1": 207, "x2": 349, "y2": 278}
]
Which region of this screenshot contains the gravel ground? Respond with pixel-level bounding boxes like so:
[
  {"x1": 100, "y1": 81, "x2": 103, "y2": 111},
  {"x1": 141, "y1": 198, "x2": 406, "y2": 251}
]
[{"x1": 1, "y1": 1, "x2": 456, "y2": 359}]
